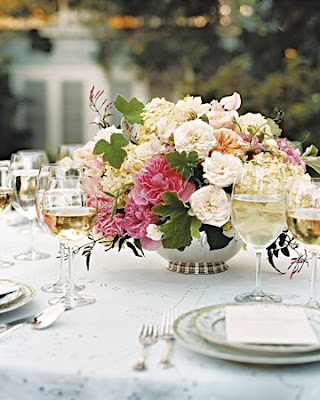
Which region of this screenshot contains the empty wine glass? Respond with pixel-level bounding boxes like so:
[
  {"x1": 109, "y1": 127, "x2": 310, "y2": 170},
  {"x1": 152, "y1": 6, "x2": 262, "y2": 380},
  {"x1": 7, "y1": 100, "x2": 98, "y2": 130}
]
[
  {"x1": 36, "y1": 164, "x2": 84, "y2": 294},
  {"x1": 42, "y1": 177, "x2": 97, "y2": 308},
  {"x1": 0, "y1": 162, "x2": 14, "y2": 267},
  {"x1": 231, "y1": 163, "x2": 286, "y2": 303},
  {"x1": 17, "y1": 149, "x2": 49, "y2": 166},
  {"x1": 9, "y1": 153, "x2": 50, "y2": 261},
  {"x1": 57, "y1": 144, "x2": 82, "y2": 161},
  {"x1": 286, "y1": 177, "x2": 320, "y2": 306}
]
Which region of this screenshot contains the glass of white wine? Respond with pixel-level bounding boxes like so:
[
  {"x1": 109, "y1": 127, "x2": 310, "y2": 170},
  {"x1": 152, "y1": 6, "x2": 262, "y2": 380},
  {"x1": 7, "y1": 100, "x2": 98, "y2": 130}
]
[
  {"x1": 0, "y1": 162, "x2": 14, "y2": 267},
  {"x1": 231, "y1": 163, "x2": 286, "y2": 303},
  {"x1": 36, "y1": 164, "x2": 84, "y2": 294},
  {"x1": 9, "y1": 153, "x2": 50, "y2": 261},
  {"x1": 286, "y1": 177, "x2": 320, "y2": 306},
  {"x1": 42, "y1": 178, "x2": 97, "y2": 308}
]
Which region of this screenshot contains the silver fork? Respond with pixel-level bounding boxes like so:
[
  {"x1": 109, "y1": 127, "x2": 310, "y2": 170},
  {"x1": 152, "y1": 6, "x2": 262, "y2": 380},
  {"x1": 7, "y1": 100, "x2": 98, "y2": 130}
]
[
  {"x1": 133, "y1": 324, "x2": 158, "y2": 371},
  {"x1": 158, "y1": 308, "x2": 178, "y2": 369}
]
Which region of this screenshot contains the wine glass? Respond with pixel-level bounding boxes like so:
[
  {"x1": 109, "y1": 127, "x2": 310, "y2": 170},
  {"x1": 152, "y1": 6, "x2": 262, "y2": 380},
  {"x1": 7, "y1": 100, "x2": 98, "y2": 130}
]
[
  {"x1": 0, "y1": 162, "x2": 14, "y2": 267},
  {"x1": 36, "y1": 164, "x2": 84, "y2": 294},
  {"x1": 57, "y1": 144, "x2": 82, "y2": 161},
  {"x1": 42, "y1": 177, "x2": 97, "y2": 308},
  {"x1": 231, "y1": 163, "x2": 286, "y2": 303},
  {"x1": 17, "y1": 150, "x2": 49, "y2": 166},
  {"x1": 9, "y1": 153, "x2": 50, "y2": 261},
  {"x1": 286, "y1": 177, "x2": 320, "y2": 306}
]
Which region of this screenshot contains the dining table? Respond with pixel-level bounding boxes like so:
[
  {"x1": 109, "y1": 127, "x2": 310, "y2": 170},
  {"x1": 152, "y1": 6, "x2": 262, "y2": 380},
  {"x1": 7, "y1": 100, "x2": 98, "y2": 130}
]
[{"x1": 0, "y1": 215, "x2": 319, "y2": 400}]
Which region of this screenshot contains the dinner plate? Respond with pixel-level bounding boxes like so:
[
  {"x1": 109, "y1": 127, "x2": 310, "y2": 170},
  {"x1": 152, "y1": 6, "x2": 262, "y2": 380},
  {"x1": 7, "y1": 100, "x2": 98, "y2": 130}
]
[
  {"x1": 0, "y1": 279, "x2": 36, "y2": 314},
  {"x1": 173, "y1": 306, "x2": 320, "y2": 365},
  {"x1": 0, "y1": 282, "x2": 22, "y2": 306},
  {"x1": 192, "y1": 303, "x2": 320, "y2": 354}
]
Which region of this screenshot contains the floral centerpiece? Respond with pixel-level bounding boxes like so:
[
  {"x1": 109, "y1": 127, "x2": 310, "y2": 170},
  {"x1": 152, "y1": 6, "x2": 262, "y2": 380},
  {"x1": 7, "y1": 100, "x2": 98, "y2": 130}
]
[{"x1": 64, "y1": 88, "x2": 320, "y2": 274}]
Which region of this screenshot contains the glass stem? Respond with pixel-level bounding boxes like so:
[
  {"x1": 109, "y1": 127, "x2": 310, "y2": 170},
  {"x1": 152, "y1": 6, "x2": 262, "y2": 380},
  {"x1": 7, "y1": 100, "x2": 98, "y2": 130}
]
[
  {"x1": 29, "y1": 219, "x2": 36, "y2": 254},
  {"x1": 59, "y1": 243, "x2": 68, "y2": 285},
  {"x1": 66, "y1": 245, "x2": 74, "y2": 301},
  {"x1": 310, "y1": 252, "x2": 318, "y2": 304},
  {"x1": 254, "y1": 251, "x2": 263, "y2": 294}
]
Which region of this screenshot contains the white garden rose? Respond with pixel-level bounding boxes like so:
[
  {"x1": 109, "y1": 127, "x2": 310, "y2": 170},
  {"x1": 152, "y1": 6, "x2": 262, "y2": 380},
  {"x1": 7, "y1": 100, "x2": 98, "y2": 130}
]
[
  {"x1": 236, "y1": 113, "x2": 272, "y2": 137},
  {"x1": 146, "y1": 224, "x2": 163, "y2": 241},
  {"x1": 220, "y1": 92, "x2": 241, "y2": 111},
  {"x1": 93, "y1": 125, "x2": 123, "y2": 143},
  {"x1": 175, "y1": 96, "x2": 211, "y2": 118},
  {"x1": 189, "y1": 185, "x2": 230, "y2": 227},
  {"x1": 174, "y1": 119, "x2": 216, "y2": 159},
  {"x1": 202, "y1": 151, "x2": 243, "y2": 187}
]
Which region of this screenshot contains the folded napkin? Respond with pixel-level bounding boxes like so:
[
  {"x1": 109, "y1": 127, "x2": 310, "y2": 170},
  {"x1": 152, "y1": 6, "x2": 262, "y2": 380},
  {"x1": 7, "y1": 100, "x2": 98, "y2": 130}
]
[{"x1": 225, "y1": 305, "x2": 319, "y2": 345}]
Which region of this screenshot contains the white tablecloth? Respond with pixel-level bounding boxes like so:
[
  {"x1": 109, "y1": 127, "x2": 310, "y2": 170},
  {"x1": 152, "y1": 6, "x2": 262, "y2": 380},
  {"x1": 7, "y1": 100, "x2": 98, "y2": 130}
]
[{"x1": 0, "y1": 217, "x2": 319, "y2": 400}]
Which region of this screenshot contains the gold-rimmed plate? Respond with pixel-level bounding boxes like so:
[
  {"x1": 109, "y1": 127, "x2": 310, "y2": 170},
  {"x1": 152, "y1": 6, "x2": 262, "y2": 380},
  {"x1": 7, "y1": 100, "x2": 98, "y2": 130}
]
[{"x1": 0, "y1": 279, "x2": 35, "y2": 314}]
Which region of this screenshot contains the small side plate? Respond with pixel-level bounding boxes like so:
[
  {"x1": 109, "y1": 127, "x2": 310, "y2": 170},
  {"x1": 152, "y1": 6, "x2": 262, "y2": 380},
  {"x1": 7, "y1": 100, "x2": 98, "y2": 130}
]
[{"x1": 0, "y1": 279, "x2": 36, "y2": 314}]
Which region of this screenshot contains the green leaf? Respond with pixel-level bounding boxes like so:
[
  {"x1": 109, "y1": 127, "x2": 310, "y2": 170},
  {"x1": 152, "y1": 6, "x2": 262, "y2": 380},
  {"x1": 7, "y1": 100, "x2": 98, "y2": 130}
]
[
  {"x1": 114, "y1": 94, "x2": 145, "y2": 124},
  {"x1": 267, "y1": 118, "x2": 282, "y2": 137},
  {"x1": 301, "y1": 145, "x2": 320, "y2": 173},
  {"x1": 152, "y1": 191, "x2": 201, "y2": 249},
  {"x1": 93, "y1": 134, "x2": 129, "y2": 169},
  {"x1": 201, "y1": 225, "x2": 232, "y2": 250},
  {"x1": 199, "y1": 114, "x2": 209, "y2": 123},
  {"x1": 165, "y1": 151, "x2": 199, "y2": 180},
  {"x1": 190, "y1": 217, "x2": 201, "y2": 239}
]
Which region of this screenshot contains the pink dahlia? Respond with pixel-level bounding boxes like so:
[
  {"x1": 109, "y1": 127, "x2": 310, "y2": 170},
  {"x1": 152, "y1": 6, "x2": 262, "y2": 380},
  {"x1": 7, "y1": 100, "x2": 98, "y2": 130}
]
[
  {"x1": 277, "y1": 139, "x2": 305, "y2": 168},
  {"x1": 131, "y1": 155, "x2": 195, "y2": 206},
  {"x1": 123, "y1": 197, "x2": 160, "y2": 250},
  {"x1": 95, "y1": 212, "x2": 124, "y2": 239}
]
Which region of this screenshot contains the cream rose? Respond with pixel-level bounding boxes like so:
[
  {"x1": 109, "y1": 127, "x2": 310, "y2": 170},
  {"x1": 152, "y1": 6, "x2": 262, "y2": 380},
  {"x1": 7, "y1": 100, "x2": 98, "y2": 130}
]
[
  {"x1": 93, "y1": 125, "x2": 123, "y2": 143},
  {"x1": 189, "y1": 185, "x2": 230, "y2": 227},
  {"x1": 175, "y1": 96, "x2": 211, "y2": 118},
  {"x1": 236, "y1": 113, "x2": 272, "y2": 137},
  {"x1": 220, "y1": 92, "x2": 241, "y2": 111},
  {"x1": 174, "y1": 119, "x2": 216, "y2": 159},
  {"x1": 202, "y1": 152, "x2": 243, "y2": 187},
  {"x1": 208, "y1": 100, "x2": 238, "y2": 130}
]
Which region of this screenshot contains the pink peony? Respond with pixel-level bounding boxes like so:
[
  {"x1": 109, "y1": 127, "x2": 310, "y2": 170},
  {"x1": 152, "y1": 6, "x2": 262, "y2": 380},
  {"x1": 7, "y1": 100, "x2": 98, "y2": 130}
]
[
  {"x1": 131, "y1": 155, "x2": 195, "y2": 206},
  {"x1": 88, "y1": 192, "x2": 113, "y2": 213},
  {"x1": 95, "y1": 212, "x2": 124, "y2": 239},
  {"x1": 123, "y1": 197, "x2": 160, "y2": 250},
  {"x1": 277, "y1": 139, "x2": 306, "y2": 168}
]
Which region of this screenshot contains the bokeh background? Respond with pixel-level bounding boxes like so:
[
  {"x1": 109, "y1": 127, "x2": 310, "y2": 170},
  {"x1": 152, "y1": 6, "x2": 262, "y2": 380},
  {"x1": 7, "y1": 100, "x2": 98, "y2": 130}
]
[{"x1": 0, "y1": 0, "x2": 319, "y2": 160}]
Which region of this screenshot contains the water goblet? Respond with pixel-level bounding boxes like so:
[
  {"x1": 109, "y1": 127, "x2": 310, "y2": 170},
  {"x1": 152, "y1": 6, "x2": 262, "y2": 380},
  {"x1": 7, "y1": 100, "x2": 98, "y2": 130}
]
[
  {"x1": 231, "y1": 163, "x2": 286, "y2": 303},
  {"x1": 57, "y1": 144, "x2": 82, "y2": 161},
  {"x1": 9, "y1": 153, "x2": 50, "y2": 261},
  {"x1": 0, "y1": 162, "x2": 14, "y2": 267},
  {"x1": 36, "y1": 164, "x2": 84, "y2": 294},
  {"x1": 42, "y1": 177, "x2": 97, "y2": 308},
  {"x1": 286, "y1": 177, "x2": 320, "y2": 306}
]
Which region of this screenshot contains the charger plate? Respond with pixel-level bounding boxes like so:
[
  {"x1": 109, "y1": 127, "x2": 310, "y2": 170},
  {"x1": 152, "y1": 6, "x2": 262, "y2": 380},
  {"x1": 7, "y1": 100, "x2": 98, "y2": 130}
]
[
  {"x1": 173, "y1": 305, "x2": 320, "y2": 365},
  {"x1": 192, "y1": 303, "x2": 320, "y2": 354},
  {"x1": 0, "y1": 279, "x2": 35, "y2": 314}
]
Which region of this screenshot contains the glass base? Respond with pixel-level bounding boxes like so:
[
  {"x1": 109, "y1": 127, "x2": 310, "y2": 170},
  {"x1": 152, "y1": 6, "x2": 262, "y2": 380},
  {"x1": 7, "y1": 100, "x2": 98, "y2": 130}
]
[
  {"x1": 235, "y1": 290, "x2": 282, "y2": 303},
  {"x1": 14, "y1": 250, "x2": 50, "y2": 261},
  {"x1": 48, "y1": 293, "x2": 96, "y2": 309},
  {"x1": 305, "y1": 298, "x2": 320, "y2": 308},
  {"x1": 0, "y1": 259, "x2": 14, "y2": 268},
  {"x1": 41, "y1": 282, "x2": 85, "y2": 294}
]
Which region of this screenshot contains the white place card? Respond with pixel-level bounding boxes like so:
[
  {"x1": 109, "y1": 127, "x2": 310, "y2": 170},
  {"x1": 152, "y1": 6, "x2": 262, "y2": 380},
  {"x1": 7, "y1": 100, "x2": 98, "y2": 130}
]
[{"x1": 225, "y1": 305, "x2": 319, "y2": 345}]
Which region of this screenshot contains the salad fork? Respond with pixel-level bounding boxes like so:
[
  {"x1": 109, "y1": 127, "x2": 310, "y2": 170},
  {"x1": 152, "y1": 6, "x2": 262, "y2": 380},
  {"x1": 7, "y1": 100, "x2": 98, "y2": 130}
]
[
  {"x1": 133, "y1": 324, "x2": 158, "y2": 371},
  {"x1": 158, "y1": 308, "x2": 178, "y2": 369}
]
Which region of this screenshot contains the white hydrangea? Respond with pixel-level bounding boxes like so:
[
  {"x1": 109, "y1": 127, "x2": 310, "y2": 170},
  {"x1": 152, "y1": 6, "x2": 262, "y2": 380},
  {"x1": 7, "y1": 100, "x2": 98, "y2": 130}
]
[
  {"x1": 202, "y1": 152, "x2": 243, "y2": 187},
  {"x1": 141, "y1": 98, "x2": 176, "y2": 133},
  {"x1": 174, "y1": 119, "x2": 216, "y2": 159},
  {"x1": 189, "y1": 185, "x2": 231, "y2": 227}
]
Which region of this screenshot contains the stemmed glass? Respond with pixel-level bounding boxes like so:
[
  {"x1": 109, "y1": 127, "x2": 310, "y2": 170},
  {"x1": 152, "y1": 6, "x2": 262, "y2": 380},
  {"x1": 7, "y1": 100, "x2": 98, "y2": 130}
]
[
  {"x1": 286, "y1": 177, "x2": 320, "y2": 306},
  {"x1": 0, "y1": 162, "x2": 14, "y2": 267},
  {"x1": 231, "y1": 164, "x2": 286, "y2": 303},
  {"x1": 9, "y1": 153, "x2": 50, "y2": 261},
  {"x1": 57, "y1": 144, "x2": 82, "y2": 161},
  {"x1": 17, "y1": 150, "x2": 49, "y2": 166},
  {"x1": 42, "y1": 177, "x2": 97, "y2": 308},
  {"x1": 36, "y1": 164, "x2": 84, "y2": 294}
]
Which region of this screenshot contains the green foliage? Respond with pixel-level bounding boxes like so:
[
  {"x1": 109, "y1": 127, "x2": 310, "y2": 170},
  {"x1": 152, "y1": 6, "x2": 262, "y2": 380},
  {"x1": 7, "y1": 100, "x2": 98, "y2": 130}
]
[
  {"x1": 113, "y1": 95, "x2": 144, "y2": 124},
  {"x1": 301, "y1": 145, "x2": 320, "y2": 174},
  {"x1": 93, "y1": 134, "x2": 129, "y2": 169},
  {"x1": 152, "y1": 191, "x2": 201, "y2": 249},
  {"x1": 201, "y1": 225, "x2": 232, "y2": 250},
  {"x1": 165, "y1": 151, "x2": 199, "y2": 180}
]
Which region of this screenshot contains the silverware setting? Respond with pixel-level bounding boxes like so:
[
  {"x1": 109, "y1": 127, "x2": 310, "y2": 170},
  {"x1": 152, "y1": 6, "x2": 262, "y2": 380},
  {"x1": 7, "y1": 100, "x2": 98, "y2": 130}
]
[
  {"x1": 133, "y1": 324, "x2": 158, "y2": 371},
  {"x1": 133, "y1": 308, "x2": 178, "y2": 371},
  {"x1": 0, "y1": 303, "x2": 66, "y2": 340}
]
